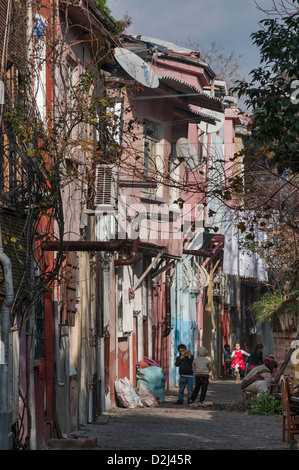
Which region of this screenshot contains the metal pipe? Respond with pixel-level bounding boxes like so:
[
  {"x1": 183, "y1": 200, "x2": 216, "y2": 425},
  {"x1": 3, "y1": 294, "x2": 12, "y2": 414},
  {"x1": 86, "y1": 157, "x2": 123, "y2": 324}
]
[
  {"x1": 45, "y1": 239, "x2": 127, "y2": 252},
  {"x1": 163, "y1": 270, "x2": 171, "y2": 337},
  {"x1": 27, "y1": 316, "x2": 36, "y2": 450},
  {"x1": 98, "y1": 337, "x2": 105, "y2": 412},
  {"x1": 26, "y1": 2, "x2": 37, "y2": 449},
  {"x1": 114, "y1": 237, "x2": 139, "y2": 267},
  {"x1": 0, "y1": 225, "x2": 14, "y2": 450},
  {"x1": 54, "y1": 283, "x2": 64, "y2": 387},
  {"x1": 147, "y1": 274, "x2": 153, "y2": 359}
]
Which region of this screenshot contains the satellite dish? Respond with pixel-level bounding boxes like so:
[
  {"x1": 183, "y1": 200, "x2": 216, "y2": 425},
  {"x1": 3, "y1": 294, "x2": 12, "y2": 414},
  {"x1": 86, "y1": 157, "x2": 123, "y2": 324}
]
[
  {"x1": 176, "y1": 137, "x2": 199, "y2": 172},
  {"x1": 197, "y1": 108, "x2": 224, "y2": 134},
  {"x1": 114, "y1": 47, "x2": 159, "y2": 89}
]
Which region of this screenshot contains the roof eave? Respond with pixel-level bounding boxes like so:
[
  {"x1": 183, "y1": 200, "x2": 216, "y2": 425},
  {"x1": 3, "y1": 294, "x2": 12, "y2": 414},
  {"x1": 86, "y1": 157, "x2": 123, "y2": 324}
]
[{"x1": 59, "y1": 0, "x2": 116, "y2": 35}]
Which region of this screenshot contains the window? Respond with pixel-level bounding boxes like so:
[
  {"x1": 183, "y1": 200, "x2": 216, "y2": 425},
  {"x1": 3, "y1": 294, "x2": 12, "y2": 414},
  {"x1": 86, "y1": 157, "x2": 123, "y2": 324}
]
[
  {"x1": 93, "y1": 100, "x2": 121, "y2": 216},
  {"x1": 117, "y1": 265, "x2": 134, "y2": 334},
  {"x1": 0, "y1": 65, "x2": 29, "y2": 207},
  {"x1": 95, "y1": 98, "x2": 123, "y2": 165},
  {"x1": 143, "y1": 121, "x2": 159, "y2": 177},
  {"x1": 169, "y1": 142, "x2": 180, "y2": 207},
  {"x1": 66, "y1": 58, "x2": 77, "y2": 138},
  {"x1": 33, "y1": 14, "x2": 47, "y2": 122}
]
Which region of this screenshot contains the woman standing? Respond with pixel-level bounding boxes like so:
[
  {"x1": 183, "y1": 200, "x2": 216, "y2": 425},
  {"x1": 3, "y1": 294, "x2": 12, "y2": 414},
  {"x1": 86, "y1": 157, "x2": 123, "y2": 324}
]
[{"x1": 248, "y1": 343, "x2": 264, "y2": 371}]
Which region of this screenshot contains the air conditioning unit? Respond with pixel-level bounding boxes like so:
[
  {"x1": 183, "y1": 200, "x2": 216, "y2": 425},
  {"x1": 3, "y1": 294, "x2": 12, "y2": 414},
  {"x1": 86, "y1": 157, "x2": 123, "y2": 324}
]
[{"x1": 94, "y1": 164, "x2": 118, "y2": 207}]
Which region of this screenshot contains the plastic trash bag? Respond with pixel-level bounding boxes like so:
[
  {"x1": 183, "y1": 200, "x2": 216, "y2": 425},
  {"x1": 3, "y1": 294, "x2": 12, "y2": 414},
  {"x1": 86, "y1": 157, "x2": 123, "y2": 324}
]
[
  {"x1": 115, "y1": 377, "x2": 143, "y2": 408},
  {"x1": 136, "y1": 366, "x2": 166, "y2": 403},
  {"x1": 137, "y1": 383, "x2": 159, "y2": 407}
]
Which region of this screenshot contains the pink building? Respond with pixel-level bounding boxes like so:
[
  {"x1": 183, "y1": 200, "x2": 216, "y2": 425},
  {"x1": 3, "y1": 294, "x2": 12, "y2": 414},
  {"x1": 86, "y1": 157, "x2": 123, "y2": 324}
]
[{"x1": 100, "y1": 34, "x2": 224, "y2": 397}]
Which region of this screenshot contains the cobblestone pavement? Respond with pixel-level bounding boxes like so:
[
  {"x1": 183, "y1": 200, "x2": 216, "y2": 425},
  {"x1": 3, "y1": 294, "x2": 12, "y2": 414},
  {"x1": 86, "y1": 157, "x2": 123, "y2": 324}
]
[{"x1": 69, "y1": 378, "x2": 293, "y2": 451}]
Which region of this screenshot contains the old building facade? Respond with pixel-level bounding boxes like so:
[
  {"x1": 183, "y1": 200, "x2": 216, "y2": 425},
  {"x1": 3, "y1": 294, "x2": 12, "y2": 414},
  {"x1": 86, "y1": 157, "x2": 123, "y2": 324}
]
[{"x1": 0, "y1": 1, "x2": 271, "y2": 450}]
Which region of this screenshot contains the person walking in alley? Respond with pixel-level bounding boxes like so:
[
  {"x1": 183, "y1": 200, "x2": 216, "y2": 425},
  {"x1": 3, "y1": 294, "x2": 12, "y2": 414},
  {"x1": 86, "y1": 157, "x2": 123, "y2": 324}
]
[
  {"x1": 175, "y1": 344, "x2": 194, "y2": 404},
  {"x1": 231, "y1": 343, "x2": 250, "y2": 383},
  {"x1": 188, "y1": 346, "x2": 212, "y2": 406},
  {"x1": 223, "y1": 343, "x2": 232, "y2": 376},
  {"x1": 248, "y1": 343, "x2": 264, "y2": 371}
]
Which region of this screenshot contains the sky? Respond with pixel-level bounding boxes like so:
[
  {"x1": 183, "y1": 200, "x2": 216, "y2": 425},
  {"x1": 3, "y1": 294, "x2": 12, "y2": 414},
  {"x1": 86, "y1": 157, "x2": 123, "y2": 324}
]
[{"x1": 106, "y1": 0, "x2": 271, "y2": 85}]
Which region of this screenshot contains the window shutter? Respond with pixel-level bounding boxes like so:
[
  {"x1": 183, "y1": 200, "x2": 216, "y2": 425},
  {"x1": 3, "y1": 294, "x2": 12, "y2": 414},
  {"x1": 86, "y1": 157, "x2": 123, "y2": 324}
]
[{"x1": 94, "y1": 164, "x2": 118, "y2": 207}]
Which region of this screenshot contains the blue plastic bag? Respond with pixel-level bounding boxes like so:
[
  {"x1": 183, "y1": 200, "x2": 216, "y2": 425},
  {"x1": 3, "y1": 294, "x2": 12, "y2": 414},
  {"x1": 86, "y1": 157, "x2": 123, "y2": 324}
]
[{"x1": 136, "y1": 366, "x2": 166, "y2": 403}]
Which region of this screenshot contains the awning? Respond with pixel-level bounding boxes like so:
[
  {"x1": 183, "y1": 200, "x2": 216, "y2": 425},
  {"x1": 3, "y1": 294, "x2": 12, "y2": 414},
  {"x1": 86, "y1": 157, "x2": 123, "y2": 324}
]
[
  {"x1": 174, "y1": 105, "x2": 221, "y2": 124},
  {"x1": 136, "y1": 240, "x2": 182, "y2": 260},
  {"x1": 158, "y1": 75, "x2": 224, "y2": 113},
  {"x1": 59, "y1": 0, "x2": 115, "y2": 35}
]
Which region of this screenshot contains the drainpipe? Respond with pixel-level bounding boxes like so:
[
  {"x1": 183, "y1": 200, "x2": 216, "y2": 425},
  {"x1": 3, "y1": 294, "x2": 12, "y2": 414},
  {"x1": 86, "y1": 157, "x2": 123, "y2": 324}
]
[
  {"x1": 45, "y1": 238, "x2": 139, "y2": 266},
  {"x1": 0, "y1": 226, "x2": 14, "y2": 450},
  {"x1": 27, "y1": 249, "x2": 37, "y2": 450},
  {"x1": 114, "y1": 237, "x2": 139, "y2": 267},
  {"x1": 54, "y1": 282, "x2": 64, "y2": 387},
  {"x1": 45, "y1": 239, "x2": 126, "y2": 252},
  {"x1": 147, "y1": 274, "x2": 153, "y2": 359},
  {"x1": 163, "y1": 270, "x2": 171, "y2": 337},
  {"x1": 27, "y1": 313, "x2": 37, "y2": 450},
  {"x1": 25, "y1": 0, "x2": 37, "y2": 450}
]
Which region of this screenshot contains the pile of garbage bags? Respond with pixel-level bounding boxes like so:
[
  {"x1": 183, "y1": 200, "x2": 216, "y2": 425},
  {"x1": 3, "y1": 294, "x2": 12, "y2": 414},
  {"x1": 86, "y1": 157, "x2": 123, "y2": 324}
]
[
  {"x1": 114, "y1": 362, "x2": 166, "y2": 409},
  {"x1": 136, "y1": 364, "x2": 166, "y2": 404}
]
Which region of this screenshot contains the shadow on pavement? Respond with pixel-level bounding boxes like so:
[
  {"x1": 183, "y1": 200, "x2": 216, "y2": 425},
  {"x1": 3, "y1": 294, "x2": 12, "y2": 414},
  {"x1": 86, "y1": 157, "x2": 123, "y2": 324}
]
[{"x1": 165, "y1": 378, "x2": 243, "y2": 407}]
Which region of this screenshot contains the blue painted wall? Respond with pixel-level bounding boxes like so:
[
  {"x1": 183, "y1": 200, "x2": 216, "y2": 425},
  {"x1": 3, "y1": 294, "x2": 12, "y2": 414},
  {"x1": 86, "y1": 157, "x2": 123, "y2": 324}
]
[{"x1": 169, "y1": 260, "x2": 198, "y2": 388}]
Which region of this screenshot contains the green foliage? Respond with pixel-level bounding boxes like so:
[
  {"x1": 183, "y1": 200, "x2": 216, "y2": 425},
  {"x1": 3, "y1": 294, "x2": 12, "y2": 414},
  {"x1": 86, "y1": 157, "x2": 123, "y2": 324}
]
[
  {"x1": 232, "y1": 3, "x2": 299, "y2": 173},
  {"x1": 93, "y1": 0, "x2": 131, "y2": 33},
  {"x1": 93, "y1": 0, "x2": 112, "y2": 16},
  {"x1": 251, "y1": 291, "x2": 299, "y2": 325},
  {"x1": 214, "y1": 392, "x2": 282, "y2": 415},
  {"x1": 251, "y1": 291, "x2": 287, "y2": 324},
  {"x1": 250, "y1": 392, "x2": 282, "y2": 415}
]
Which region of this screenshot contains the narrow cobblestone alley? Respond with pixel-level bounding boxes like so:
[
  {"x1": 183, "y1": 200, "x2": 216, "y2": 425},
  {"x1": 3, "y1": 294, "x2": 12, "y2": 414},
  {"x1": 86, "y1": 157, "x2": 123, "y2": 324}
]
[{"x1": 56, "y1": 379, "x2": 293, "y2": 452}]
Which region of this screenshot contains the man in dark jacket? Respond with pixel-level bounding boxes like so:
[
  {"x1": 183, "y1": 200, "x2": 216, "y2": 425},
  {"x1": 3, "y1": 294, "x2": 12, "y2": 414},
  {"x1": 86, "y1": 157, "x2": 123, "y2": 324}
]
[{"x1": 175, "y1": 344, "x2": 194, "y2": 404}]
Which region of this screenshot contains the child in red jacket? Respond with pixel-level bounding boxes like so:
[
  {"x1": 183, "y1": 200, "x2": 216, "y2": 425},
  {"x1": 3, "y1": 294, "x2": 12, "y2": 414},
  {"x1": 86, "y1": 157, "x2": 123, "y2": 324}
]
[{"x1": 231, "y1": 343, "x2": 250, "y2": 383}]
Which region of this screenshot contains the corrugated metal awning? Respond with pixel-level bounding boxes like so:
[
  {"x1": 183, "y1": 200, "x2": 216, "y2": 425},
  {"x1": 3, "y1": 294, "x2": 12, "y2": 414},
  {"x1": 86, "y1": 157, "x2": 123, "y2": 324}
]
[
  {"x1": 173, "y1": 105, "x2": 222, "y2": 124},
  {"x1": 158, "y1": 75, "x2": 223, "y2": 113}
]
